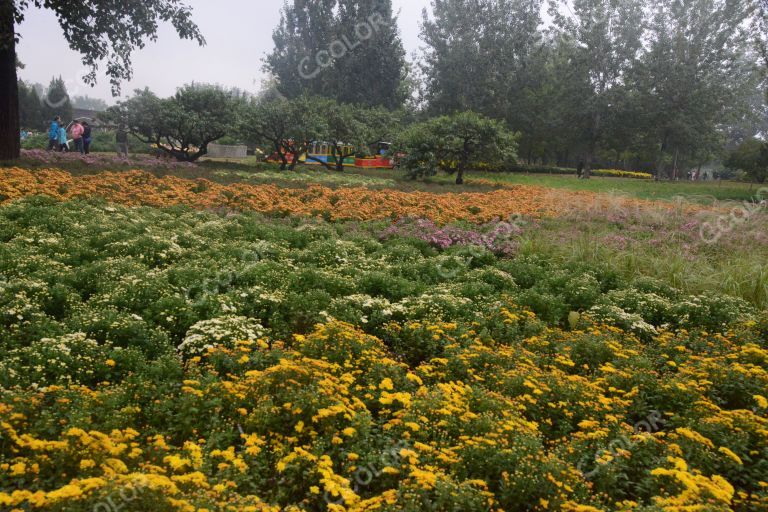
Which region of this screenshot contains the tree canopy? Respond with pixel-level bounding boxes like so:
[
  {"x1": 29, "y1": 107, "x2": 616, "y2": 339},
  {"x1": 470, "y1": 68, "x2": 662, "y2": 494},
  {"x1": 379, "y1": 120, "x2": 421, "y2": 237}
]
[
  {"x1": 266, "y1": 0, "x2": 408, "y2": 109},
  {"x1": 392, "y1": 111, "x2": 518, "y2": 185},
  {"x1": 725, "y1": 138, "x2": 768, "y2": 183},
  {"x1": 240, "y1": 92, "x2": 400, "y2": 172},
  {"x1": 414, "y1": 0, "x2": 764, "y2": 179},
  {"x1": 107, "y1": 84, "x2": 247, "y2": 162},
  {"x1": 240, "y1": 95, "x2": 328, "y2": 171}
]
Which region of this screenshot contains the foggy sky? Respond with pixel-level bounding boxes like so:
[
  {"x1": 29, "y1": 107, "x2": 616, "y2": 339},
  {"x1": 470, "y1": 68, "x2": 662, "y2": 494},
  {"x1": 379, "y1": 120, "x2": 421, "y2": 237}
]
[{"x1": 16, "y1": 0, "x2": 431, "y2": 104}]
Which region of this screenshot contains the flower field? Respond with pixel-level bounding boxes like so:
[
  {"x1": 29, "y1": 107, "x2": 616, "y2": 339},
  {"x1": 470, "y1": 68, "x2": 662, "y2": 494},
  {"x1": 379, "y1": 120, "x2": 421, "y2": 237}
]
[
  {"x1": 0, "y1": 168, "x2": 690, "y2": 224},
  {"x1": 1, "y1": 169, "x2": 767, "y2": 511}
]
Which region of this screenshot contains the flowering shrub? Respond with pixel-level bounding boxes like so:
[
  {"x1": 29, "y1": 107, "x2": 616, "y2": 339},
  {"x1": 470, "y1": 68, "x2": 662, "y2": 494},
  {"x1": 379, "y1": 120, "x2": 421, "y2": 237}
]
[
  {"x1": 1, "y1": 198, "x2": 767, "y2": 510},
  {"x1": 498, "y1": 163, "x2": 653, "y2": 179},
  {"x1": 0, "y1": 167, "x2": 686, "y2": 223},
  {"x1": 0, "y1": 333, "x2": 118, "y2": 388},
  {"x1": 380, "y1": 217, "x2": 522, "y2": 255},
  {"x1": 178, "y1": 316, "x2": 266, "y2": 358},
  {"x1": 592, "y1": 169, "x2": 654, "y2": 179},
  {"x1": 1, "y1": 317, "x2": 766, "y2": 510}
]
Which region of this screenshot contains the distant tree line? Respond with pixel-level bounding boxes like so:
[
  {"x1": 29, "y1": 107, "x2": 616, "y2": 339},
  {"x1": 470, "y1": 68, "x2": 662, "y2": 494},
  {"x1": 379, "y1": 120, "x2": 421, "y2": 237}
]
[
  {"x1": 17, "y1": 77, "x2": 73, "y2": 131},
  {"x1": 5, "y1": 0, "x2": 766, "y2": 183},
  {"x1": 265, "y1": 0, "x2": 767, "y2": 180}
]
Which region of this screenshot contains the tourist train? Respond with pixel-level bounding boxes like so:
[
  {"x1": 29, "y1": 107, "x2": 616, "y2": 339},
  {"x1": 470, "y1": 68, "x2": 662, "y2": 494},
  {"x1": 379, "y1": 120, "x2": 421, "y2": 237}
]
[{"x1": 268, "y1": 141, "x2": 395, "y2": 169}]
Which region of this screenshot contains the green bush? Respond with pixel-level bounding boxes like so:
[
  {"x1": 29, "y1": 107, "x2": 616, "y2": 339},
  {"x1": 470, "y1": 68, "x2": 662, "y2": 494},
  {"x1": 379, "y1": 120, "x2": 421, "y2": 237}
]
[{"x1": 0, "y1": 199, "x2": 758, "y2": 379}]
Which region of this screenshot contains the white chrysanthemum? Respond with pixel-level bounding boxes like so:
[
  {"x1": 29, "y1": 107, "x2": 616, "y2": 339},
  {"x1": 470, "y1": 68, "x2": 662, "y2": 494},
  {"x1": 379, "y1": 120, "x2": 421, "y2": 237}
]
[{"x1": 178, "y1": 316, "x2": 266, "y2": 358}]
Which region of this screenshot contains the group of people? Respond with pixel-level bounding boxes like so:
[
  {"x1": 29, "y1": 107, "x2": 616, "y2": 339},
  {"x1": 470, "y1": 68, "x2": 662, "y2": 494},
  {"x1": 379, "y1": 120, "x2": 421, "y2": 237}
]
[
  {"x1": 46, "y1": 116, "x2": 93, "y2": 154},
  {"x1": 45, "y1": 116, "x2": 131, "y2": 157}
]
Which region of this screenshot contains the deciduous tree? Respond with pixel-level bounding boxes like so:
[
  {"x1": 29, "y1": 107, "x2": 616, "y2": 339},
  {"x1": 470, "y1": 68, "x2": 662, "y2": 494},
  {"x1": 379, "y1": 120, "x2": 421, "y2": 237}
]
[
  {"x1": 548, "y1": 0, "x2": 645, "y2": 178},
  {"x1": 107, "y1": 84, "x2": 245, "y2": 162},
  {"x1": 267, "y1": 0, "x2": 407, "y2": 109},
  {"x1": 392, "y1": 111, "x2": 517, "y2": 185},
  {"x1": 725, "y1": 138, "x2": 768, "y2": 183},
  {"x1": 631, "y1": 0, "x2": 758, "y2": 179},
  {"x1": 241, "y1": 95, "x2": 328, "y2": 171},
  {"x1": 420, "y1": 0, "x2": 544, "y2": 120}
]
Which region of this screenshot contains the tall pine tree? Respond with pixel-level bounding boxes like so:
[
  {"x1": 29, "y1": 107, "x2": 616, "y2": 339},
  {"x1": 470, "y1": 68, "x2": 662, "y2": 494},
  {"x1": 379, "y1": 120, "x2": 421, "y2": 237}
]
[
  {"x1": 40, "y1": 76, "x2": 73, "y2": 124},
  {"x1": 18, "y1": 80, "x2": 44, "y2": 130}
]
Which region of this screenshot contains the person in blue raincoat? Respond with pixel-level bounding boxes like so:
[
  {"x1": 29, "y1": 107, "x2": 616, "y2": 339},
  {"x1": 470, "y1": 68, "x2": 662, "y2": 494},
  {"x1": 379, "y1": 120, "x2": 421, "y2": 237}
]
[
  {"x1": 58, "y1": 125, "x2": 69, "y2": 152},
  {"x1": 47, "y1": 116, "x2": 61, "y2": 150}
]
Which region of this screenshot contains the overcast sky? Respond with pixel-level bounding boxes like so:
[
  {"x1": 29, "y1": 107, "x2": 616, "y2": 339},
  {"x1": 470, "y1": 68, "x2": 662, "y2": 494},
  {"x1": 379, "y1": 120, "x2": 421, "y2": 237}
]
[{"x1": 16, "y1": 0, "x2": 431, "y2": 103}]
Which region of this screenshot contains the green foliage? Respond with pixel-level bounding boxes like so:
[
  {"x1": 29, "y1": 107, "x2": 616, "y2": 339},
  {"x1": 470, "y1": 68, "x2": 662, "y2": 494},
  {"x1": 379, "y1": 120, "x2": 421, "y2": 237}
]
[
  {"x1": 549, "y1": 0, "x2": 646, "y2": 177},
  {"x1": 0, "y1": 333, "x2": 146, "y2": 388},
  {"x1": 629, "y1": 0, "x2": 758, "y2": 179},
  {"x1": 39, "y1": 76, "x2": 73, "y2": 124},
  {"x1": 106, "y1": 84, "x2": 247, "y2": 162},
  {"x1": 240, "y1": 94, "x2": 328, "y2": 170},
  {"x1": 241, "y1": 94, "x2": 400, "y2": 171},
  {"x1": 392, "y1": 111, "x2": 517, "y2": 184},
  {"x1": 420, "y1": 0, "x2": 543, "y2": 117},
  {"x1": 17, "y1": 80, "x2": 44, "y2": 130},
  {"x1": 725, "y1": 138, "x2": 768, "y2": 183},
  {"x1": 266, "y1": 0, "x2": 408, "y2": 109},
  {"x1": 417, "y1": 0, "x2": 764, "y2": 176}
]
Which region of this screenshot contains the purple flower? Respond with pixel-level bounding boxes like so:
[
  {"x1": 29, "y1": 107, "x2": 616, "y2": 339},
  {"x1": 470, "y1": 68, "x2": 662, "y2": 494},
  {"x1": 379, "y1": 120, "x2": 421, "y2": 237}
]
[
  {"x1": 380, "y1": 217, "x2": 523, "y2": 255},
  {"x1": 19, "y1": 149, "x2": 197, "y2": 170}
]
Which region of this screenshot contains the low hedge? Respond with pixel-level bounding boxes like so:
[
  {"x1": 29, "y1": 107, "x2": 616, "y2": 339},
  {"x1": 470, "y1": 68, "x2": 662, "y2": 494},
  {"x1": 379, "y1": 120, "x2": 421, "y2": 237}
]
[{"x1": 495, "y1": 163, "x2": 653, "y2": 179}]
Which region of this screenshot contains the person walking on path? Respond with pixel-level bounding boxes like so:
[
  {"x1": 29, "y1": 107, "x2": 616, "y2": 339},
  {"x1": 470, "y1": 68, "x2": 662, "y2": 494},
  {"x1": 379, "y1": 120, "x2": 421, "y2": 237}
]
[
  {"x1": 70, "y1": 120, "x2": 85, "y2": 154},
  {"x1": 58, "y1": 125, "x2": 69, "y2": 152},
  {"x1": 116, "y1": 126, "x2": 129, "y2": 157},
  {"x1": 47, "y1": 116, "x2": 61, "y2": 151},
  {"x1": 82, "y1": 122, "x2": 93, "y2": 155}
]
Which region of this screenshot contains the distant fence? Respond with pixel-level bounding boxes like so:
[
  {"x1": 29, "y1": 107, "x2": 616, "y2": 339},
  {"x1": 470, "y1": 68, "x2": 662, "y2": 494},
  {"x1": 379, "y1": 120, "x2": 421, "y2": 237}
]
[{"x1": 207, "y1": 144, "x2": 248, "y2": 159}]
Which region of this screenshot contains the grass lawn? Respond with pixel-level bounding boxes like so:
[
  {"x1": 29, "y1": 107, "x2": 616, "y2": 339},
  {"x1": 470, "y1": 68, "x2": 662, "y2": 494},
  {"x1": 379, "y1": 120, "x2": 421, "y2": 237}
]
[
  {"x1": 351, "y1": 166, "x2": 762, "y2": 203},
  {"x1": 4, "y1": 151, "x2": 763, "y2": 202}
]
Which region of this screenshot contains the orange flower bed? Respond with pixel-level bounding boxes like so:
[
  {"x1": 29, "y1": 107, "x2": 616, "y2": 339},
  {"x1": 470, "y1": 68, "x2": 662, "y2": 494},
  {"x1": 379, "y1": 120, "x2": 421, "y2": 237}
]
[{"x1": 0, "y1": 168, "x2": 684, "y2": 223}]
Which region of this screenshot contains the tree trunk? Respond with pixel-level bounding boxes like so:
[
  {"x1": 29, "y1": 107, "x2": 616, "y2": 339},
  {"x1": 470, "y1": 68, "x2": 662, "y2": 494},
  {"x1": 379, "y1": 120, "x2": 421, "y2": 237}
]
[
  {"x1": 289, "y1": 151, "x2": 300, "y2": 171},
  {"x1": 0, "y1": 0, "x2": 20, "y2": 161},
  {"x1": 582, "y1": 107, "x2": 602, "y2": 180},
  {"x1": 583, "y1": 143, "x2": 594, "y2": 180},
  {"x1": 456, "y1": 152, "x2": 468, "y2": 185},
  {"x1": 276, "y1": 141, "x2": 288, "y2": 171},
  {"x1": 334, "y1": 144, "x2": 345, "y2": 172},
  {"x1": 655, "y1": 134, "x2": 668, "y2": 181},
  {"x1": 456, "y1": 144, "x2": 470, "y2": 185},
  {"x1": 672, "y1": 148, "x2": 679, "y2": 181}
]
